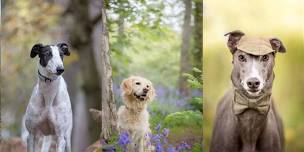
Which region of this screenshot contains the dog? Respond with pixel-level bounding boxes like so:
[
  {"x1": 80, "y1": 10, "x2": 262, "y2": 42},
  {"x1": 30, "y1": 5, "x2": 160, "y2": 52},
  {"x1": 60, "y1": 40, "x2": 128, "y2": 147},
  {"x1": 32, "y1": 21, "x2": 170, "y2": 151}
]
[
  {"x1": 117, "y1": 76, "x2": 155, "y2": 152},
  {"x1": 210, "y1": 30, "x2": 285, "y2": 152},
  {"x1": 24, "y1": 43, "x2": 73, "y2": 152}
]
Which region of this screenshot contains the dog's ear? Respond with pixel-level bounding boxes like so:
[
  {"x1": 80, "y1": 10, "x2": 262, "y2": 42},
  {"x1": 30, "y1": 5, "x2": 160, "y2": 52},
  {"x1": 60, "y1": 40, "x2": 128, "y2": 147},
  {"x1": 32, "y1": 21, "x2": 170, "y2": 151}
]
[
  {"x1": 270, "y1": 38, "x2": 286, "y2": 53},
  {"x1": 30, "y1": 43, "x2": 43, "y2": 58},
  {"x1": 224, "y1": 30, "x2": 245, "y2": 54},
  {"x1": 121, "y1": 78, "x2": 133, "y2": 95},
  {"x1": 57, "y1": 43, "x2": 70, "y2": 56},
  {"x1": 148, "y1": 85, "x2": 156, "y2": 102}
]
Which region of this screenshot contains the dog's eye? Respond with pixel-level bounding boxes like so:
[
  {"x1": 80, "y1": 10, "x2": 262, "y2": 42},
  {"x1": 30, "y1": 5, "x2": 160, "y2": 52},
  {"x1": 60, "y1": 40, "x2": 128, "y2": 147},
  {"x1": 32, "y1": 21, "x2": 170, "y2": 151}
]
[
  {"x1": 238, "y1": 55, "x2": 246, "y2": 62},
  {"x1": 136, "y1": 82, "x2": 141, "y2": 85},
  {"x1": 146, "y1": 85, "x2": 149, "y2": 88},
  {"x1": 262, "y1": 55, "x2": 269, "y2": 62}
]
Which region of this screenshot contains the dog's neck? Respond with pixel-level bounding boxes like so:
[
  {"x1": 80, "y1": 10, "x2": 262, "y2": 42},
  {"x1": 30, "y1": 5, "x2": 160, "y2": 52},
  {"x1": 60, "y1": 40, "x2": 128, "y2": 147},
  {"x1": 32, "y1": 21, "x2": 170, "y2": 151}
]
[
  {"x1": 37, "y1": 65, "x2": 60, "y2": 83},
  {"x1": 37, "y1": 68, "x2": 61, "y2": 107},
  {"x1": 38, "y1": 70, "x2": 59, "y2": 83},
  {"x1": 233, "y1": 89, "x2": 271, "y2": 150},
  {"x1": 233, "y1": 89, "x2": 271, "y2": 115},
  {"x1": 123, "y1": 94, "x2": 148, "y2": 114},
  {"x1": 125, "y1": 105, "x2": 145, "y2": 114}
]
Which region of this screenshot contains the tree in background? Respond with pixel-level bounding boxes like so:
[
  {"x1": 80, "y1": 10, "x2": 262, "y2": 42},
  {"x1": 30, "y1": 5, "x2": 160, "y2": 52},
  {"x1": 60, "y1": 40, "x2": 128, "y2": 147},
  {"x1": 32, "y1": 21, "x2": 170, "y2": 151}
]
[
  {"x1": 100, "y1": 0, "x2": 117, "y2": 140},
  {"x1": 179, "y1": 0, "x2": 193, "y2": 96},
  {"x1": 193, "y1": 0, "x2": 203, "y2": 77},
  {"x1": 63, "y1": 0, "x2": 102, "y2": 143}
]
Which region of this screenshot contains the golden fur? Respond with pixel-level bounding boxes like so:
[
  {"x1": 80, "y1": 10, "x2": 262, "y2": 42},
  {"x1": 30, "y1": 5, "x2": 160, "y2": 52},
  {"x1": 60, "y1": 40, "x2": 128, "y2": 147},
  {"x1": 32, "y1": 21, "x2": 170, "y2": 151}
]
[{"x1": 117, "y1": 76, "x2": 155, "y2": 152}]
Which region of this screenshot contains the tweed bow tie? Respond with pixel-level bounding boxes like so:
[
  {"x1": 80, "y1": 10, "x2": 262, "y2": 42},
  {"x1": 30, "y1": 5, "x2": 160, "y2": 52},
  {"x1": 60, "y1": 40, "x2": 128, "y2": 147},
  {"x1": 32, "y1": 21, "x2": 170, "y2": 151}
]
[{"x1": 233, "y1": 91, "x2": 271, "y2": 115}]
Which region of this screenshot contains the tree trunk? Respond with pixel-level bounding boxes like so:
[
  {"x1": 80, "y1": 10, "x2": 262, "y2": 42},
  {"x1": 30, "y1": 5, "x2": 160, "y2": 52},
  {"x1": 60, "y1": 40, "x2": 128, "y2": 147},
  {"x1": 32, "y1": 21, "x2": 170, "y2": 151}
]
[
  {"x1": 193, "y1": 0, "x2": 203, "y2": 74},
  {"x1": 179, "y1": 0, "x2": 192, "y2": 96},
  {"x1": 99, "y1": 0, "x2": 117, "y2": 140},
  {"x1": 66, "y1": 0, "x2": 101, "y2": 143}
]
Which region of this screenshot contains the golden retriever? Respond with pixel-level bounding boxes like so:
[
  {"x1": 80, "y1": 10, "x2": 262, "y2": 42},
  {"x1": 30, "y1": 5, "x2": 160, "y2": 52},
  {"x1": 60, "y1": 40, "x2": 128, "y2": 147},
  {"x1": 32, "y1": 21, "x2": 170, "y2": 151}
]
[{"x1": 117, "y1": 76, "x2": 155, "y2": 152}]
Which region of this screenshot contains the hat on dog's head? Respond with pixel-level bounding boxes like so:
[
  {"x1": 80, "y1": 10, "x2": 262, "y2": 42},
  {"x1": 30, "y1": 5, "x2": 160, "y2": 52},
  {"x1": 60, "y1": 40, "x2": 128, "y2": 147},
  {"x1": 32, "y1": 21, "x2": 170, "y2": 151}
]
[{"x1": 225, "y1": 30, "x2": 286, "y2": 55}]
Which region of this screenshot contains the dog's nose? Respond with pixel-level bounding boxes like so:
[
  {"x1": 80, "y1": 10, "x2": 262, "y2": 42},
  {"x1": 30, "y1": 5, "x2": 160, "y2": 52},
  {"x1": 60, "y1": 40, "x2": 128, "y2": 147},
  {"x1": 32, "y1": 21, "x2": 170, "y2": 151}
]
[
  {"x1": 246, "y1": 78, "x2": 260, "y2": 89},
  {"x1": 143, "y1": 88, "x2": 148, "y2": 93},
  {"x1": 56, "y1": 67, "x2": 64, "y2": 75}
]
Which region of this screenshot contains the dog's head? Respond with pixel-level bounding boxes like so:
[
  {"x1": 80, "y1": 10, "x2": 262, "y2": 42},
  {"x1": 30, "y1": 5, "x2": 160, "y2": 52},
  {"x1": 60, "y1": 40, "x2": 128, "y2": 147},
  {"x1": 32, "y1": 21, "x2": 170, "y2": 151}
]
[
  {"x1": 30, "y1": 43, "x2": 70, "y2": 76},
  {"x1": 225, "y1": 30, "x2": 286, "y2": 98},
  {"x1": 121, "y1": 76, "x2": 155, "y2": 103}
]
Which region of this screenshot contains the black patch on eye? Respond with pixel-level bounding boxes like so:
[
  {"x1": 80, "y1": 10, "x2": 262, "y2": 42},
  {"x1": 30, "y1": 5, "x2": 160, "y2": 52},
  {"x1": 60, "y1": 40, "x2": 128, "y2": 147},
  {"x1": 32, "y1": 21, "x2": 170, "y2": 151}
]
[
  {"x1": 38, "y1": 46, "x2": 53, "y2": 67},
  {"x1": 136, "y1": 82, "x2": 141, "y2": 85},
  {"x1": 59, "y1": 51, "x2": 64, "y2": 60}
]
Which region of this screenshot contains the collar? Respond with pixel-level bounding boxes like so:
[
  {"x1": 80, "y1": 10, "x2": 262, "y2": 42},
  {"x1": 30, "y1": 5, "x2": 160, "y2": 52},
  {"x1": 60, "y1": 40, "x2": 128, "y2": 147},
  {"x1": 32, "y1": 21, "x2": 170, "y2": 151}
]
[
  {"x1": 233, "y1": 90, "x2": 271, "y2": 115},
  {"x1": 38, "y1": 70, "x2": 58, "y2": 83}
]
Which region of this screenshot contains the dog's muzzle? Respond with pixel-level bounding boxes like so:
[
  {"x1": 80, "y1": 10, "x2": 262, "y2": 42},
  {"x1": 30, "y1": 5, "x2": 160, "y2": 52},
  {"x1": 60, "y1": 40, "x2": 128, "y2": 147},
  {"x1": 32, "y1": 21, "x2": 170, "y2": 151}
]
[
  {"x1": 134, "y1": 93, "x2": 147, "y2": 101},
  {"x1": 56, "y1": 67, "x2": 65, "y2": 75}
]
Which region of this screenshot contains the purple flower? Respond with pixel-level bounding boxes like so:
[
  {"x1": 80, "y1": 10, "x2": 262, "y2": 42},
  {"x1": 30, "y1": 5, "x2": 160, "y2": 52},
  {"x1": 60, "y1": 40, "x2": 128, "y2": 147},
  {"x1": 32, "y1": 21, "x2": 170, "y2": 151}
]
[
  {"x1": 167, "y1": 145, "x2": 176, "y2": 152},
  {"x1": 118, "y1": 132, "x2": 131, "y2": 146},
  {"x1": 105, "y1": 145, "x2": 115, "y2": 152},
  {"x1": 177, "y1": 142, "x2": 191, "y2": 151},
  {"x1": 162, "y1": 128, "x2": 169, "y2": 137},
  {"x1": 151, "y1": 134, "x2": 161, "y2": 143},
  {"x1": 156, "y1": 141, "x2": 163, "y2": 152},
  {"x1": 155, "y1": 123, "x2": 161, "y2": 132}
]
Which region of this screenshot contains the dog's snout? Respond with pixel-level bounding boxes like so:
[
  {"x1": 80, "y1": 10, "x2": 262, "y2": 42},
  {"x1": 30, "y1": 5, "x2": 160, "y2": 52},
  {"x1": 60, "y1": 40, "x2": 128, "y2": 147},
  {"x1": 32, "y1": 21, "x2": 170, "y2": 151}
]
[
  {"x1": 246, "y1": 78, "x2": 260, "y2": 89},
  {"x1": 143, "y1": 88, "x2": 149, "y2": 93},
  {"x1": 56, "y1": 67, "x2": 64, "y2": 75}
]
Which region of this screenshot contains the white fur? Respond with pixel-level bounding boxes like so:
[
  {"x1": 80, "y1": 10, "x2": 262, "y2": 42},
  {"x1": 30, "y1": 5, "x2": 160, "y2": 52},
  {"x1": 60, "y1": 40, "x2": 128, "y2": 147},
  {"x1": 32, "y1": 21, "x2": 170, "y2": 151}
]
[
  {"x1": 242, "y1": 59, "x2": 265, "y2": 95},
  {"x1": 24, "y1": 45, "x2": 72, "y2": 152}
]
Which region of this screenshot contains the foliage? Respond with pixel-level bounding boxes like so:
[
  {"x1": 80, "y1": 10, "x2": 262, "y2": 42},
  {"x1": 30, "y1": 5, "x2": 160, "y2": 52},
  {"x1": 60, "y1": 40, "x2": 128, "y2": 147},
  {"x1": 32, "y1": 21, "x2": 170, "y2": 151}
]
[
  {"x1": 163, "y1": 111, "x2": 202, "y2": 128},
  {"x1": 103, "y1": 124, "x2": 193, "y2": 152},
  {"x1": 162, "y1": 111, "x2": 203, "y2": 151},
  {"x1": 183, "y1": 68, "x2": 203, "y2": 112},
  {"x1": 111, "y1": 26, "x2": 181, "y2": 87}
]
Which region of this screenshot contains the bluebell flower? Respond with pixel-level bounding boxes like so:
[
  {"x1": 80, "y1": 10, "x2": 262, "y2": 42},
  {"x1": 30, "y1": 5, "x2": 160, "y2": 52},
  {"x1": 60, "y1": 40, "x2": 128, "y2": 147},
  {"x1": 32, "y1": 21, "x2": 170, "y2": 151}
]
[
  {"x1": 118, "y1": 132, "x2": 131, "y2": 146},
  {"x1": 155, "y1": 123, "x2": 161, "y2": 132},
  {"x1": 155, "y1": 141, "x2": 163, "y2": 152},
  {"x1": 105, "y1": 145, "x2": 115, "y2": 152},
  {"x1": 167, "y1": 145, "x2": 176, "y2": 152},
  {"x1": 162, "y1": 128, "x2": 170, "y2": 137},
  {"x1": 151, "y1": 134, "x2": 161, "y2": 143},
  {"x1": 176, "y1": 142, "x2": 191, "y2": 151}
]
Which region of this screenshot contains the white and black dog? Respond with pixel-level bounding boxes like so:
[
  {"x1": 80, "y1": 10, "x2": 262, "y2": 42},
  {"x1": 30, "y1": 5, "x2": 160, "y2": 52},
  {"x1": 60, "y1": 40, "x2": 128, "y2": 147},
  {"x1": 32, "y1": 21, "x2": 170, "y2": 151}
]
[{"x1": 24, "y1": 43, "x2": 73, "y2": 152}]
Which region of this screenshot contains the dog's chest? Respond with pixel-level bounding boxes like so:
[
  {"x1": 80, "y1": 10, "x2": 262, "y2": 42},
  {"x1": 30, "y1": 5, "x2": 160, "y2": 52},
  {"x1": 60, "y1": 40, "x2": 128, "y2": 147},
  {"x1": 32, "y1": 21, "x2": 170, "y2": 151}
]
[
  {"x1": 122, "y1": 109, "x2": 149, "y2": 130},
  {"x1": 38, "y1": 114, "x2": 56, "y2": 135},
  {"x1": 237, "y1": 109, "x2": 267, "y2": 150}
]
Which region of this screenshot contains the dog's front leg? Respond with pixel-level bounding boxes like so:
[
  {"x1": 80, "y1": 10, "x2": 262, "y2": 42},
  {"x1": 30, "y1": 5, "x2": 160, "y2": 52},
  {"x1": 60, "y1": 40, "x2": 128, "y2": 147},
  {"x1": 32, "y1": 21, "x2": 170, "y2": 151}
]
[
  {"x1": 56, "y1": 135, "x2": 66, "y2": 152},
  {"x1": 138, "y1": 136, "x2": 144, "y2": 152},
  {"x1": 27, "y1": 133, "x2": 35, "y2": 152},
  {"x1": 65, "y1": 130, "x2": 72, "y2": 152}
]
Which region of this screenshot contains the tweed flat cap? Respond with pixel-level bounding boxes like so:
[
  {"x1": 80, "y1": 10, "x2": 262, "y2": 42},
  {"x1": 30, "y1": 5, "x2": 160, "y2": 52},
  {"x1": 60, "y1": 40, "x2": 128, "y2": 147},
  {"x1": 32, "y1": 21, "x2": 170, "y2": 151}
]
[{"x1": 236, "y1": 36, "x2": 275, "y2": 55}]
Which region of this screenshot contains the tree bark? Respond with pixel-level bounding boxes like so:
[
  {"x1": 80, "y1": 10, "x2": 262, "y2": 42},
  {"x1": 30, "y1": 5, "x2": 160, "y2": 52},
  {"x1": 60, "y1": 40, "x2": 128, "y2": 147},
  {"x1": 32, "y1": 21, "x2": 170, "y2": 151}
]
[
  {"x1": 65, "y1": 0, "x2": 101, "y2": 143},
  {"x1": 99, "y1": 0, "x2": 117, "y2": 140},
  {"x1": 193, "y1": 0, "x2": 203, "y2": 74},
  {"x1": 179, "y1": 0, "x2": 192, "y2": 96}
]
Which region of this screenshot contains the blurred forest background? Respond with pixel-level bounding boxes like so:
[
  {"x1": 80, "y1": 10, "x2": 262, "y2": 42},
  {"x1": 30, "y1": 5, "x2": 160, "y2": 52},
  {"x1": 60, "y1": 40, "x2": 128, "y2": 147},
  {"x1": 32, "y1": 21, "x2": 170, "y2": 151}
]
[
  {"x1": 203, "y1": 0, "x2": 304, "y2": 151},
  {"x1": 1, "y1": 0, "x2": 202, "y2": 151}
]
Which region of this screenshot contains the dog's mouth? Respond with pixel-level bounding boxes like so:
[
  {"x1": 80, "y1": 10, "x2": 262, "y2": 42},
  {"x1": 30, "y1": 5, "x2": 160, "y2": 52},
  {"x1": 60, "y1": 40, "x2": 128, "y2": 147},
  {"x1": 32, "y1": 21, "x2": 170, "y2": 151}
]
[
  {"x1": 246, "y1": 89, "x2": 262, "y2": 98},
  {"x1": 133, "y1": 93, "x2": 147, "y2": 101},
  {"x1": 248, "y1": 89, "x2": 259, "y2": 93}
]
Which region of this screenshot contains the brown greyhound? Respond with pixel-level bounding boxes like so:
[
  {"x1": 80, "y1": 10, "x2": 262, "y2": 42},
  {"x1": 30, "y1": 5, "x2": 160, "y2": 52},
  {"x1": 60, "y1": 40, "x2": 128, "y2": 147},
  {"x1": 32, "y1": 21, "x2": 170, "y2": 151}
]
[{"x1": 210, "y1": 30, "x2": 285, "y2": 152}]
